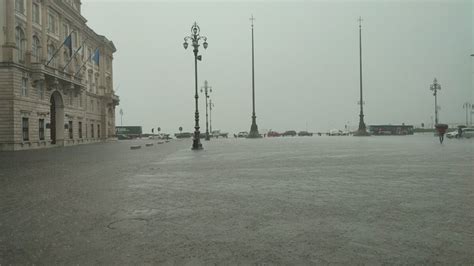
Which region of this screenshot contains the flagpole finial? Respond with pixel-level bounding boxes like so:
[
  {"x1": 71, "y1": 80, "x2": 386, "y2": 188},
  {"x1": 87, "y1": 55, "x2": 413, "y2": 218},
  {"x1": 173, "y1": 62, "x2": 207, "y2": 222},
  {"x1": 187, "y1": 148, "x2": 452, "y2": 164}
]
[
  {"x1": 358, "y1": 16, "x2": 363, "y2": 28},
  {"x1": 250, "y1": 15, "x2": 255, "y2": 27}
]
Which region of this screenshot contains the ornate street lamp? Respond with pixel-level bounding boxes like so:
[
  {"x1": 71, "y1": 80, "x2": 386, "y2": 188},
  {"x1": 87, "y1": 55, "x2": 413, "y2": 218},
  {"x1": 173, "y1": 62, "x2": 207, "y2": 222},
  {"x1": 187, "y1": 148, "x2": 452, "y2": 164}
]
[
  {"x1": 430, "y1": 78, "x2": 441, "y2": 125},
  {"x1": 200, "y1": 80, "x2": 212, "y2": 141},
  {"x1": 183, "y1": 22, "x2": 208, "y2": 150}
]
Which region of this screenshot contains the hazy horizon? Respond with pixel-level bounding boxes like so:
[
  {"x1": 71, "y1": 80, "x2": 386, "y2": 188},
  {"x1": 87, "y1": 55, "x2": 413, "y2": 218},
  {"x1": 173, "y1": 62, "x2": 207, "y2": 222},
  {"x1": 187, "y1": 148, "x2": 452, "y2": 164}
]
[{"x1": 82, "y1": 0, "x2": 473, "y2": 134}]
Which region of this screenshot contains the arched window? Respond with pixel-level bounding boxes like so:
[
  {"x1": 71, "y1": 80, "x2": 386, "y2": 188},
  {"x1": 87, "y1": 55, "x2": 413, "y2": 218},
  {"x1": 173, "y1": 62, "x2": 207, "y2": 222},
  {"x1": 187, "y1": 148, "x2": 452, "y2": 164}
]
[
  {"x1": 32, "y1": 36, "x2": 40, "y2": 62},
  {"x1": 47, "y1": 44, "x2": 56, "y2": 67},
  {"x1": 15, "y1": 27, "x2": 26, "y2": 62}
]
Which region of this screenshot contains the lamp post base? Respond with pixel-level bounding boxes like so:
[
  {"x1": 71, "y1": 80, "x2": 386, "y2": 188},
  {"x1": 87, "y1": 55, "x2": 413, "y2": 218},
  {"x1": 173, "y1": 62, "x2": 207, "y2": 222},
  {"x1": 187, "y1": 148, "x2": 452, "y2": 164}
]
[
  {"x1": 191, "y1": 142, "x2": 203, "y2": 150},
  {"x1": 205, "y1": 132, "x2": 210, "y2": 141},
  {"x1": 191, "y1": 132, "x2": 203, "y2": 150},
  {"x1": 353, "y1": 115, "x2": 370, "y2": 136},
  {"x1": 247, "y1": 120, "x2": 261, "y2": 139}
]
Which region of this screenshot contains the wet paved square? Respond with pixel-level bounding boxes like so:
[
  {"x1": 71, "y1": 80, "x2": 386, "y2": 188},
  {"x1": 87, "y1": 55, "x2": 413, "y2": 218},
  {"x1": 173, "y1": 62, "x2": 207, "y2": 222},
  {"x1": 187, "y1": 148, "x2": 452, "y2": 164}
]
[{"x1": 0, "y1": 135, "x2": 472, "y2": 264}]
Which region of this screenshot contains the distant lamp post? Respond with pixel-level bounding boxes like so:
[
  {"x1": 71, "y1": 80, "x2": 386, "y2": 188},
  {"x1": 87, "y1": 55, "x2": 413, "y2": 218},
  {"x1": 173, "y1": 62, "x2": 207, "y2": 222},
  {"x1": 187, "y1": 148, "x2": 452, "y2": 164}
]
[
  {"x1": 430, "y1": 78, "x2": 441, "y2": 125},
  {"x1": 247, "y1": 15, "x2": 261, "y2": 138},
  {"x1": 119, "y1": 108, "x2": 123, "y2": 126},
  {"x1": 200, "y1": 80, "x2": 212, "y2": 141},
  {"x1": 354, "y1": 17, "x2": 369, "y2": 136},
  {"x1": 183, "y1": 22, "x2": 208, "y2": 150},
  {"x1": 463, "y1": 102, "x2": 471, "y2": 126},
  {"x1": 209, "y1": 99, "x2": 214, "y2": 134}
]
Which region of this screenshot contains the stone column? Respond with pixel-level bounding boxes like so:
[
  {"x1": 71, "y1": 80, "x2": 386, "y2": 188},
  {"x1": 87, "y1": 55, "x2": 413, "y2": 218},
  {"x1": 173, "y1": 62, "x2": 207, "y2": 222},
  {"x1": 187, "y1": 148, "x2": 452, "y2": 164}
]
[
  {"x1": 98, "y1": 47, "x2": 105, "y2": 95},
  {"x1": 2, "y1": 0, "x2": 16, "y2": 62},
  {"x1": 26, "y1": 0, "x2": 33, "y2": 65},
  {"x1": 41, "y1": 0, "x2": 49, "y2": 63}
]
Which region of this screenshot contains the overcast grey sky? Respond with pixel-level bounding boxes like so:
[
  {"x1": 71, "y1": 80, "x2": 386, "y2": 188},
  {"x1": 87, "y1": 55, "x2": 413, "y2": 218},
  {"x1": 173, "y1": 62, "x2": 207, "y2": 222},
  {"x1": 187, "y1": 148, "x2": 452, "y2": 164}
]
[{"x1": 82, "y1": 0, "x2": 473, "y2": 133}]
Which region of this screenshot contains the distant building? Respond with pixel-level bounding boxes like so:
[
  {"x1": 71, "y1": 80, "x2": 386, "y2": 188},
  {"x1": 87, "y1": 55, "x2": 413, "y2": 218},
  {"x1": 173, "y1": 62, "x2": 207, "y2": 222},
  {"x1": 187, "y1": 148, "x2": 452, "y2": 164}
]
[
  {"x1": 368, "y1": 125, "x2": 414, "y2": 135},
  {"x1": 115, "y1": 126, "x2": 142, "y2": 139},
  {"x1": 0, "y1": 0, "x2": 119, "y2": 151}
]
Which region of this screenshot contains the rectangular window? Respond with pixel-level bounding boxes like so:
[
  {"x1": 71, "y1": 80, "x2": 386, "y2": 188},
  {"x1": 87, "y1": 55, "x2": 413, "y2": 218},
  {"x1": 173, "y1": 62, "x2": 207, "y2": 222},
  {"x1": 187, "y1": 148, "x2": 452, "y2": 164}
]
[
  {"x1": 72, "y1": 31, "x2": 78, "y2": 49},
  {"x1": 97, "y1": 124, "x2": 100, "y2": 139},
  {"x1": 15, "y1": 0, "x2": 25, "y2": 13},
  {"x1": 64, "y1": 24, "x2": 69, "y2": 36},
  {"x1": 91, "y1": 124, "x2": 94, "y2": 138},
  {"x1": 48, "y1": 12, "x2": 57, "y2": 34},
  {"x1": 38, "y1": 119, "x2": 45, "y2": 140},
  {"x1": 21, "y1": 78, "x2": 28, "y2": 96},
  {"x1": 78, "y1": 121, "x2": 82, "y2": 138},
  {"x1": 85, "y1": 123, "x2": 88, "y2": 138},
  {"x1": 22, "y1": 117, "x2": 29, "y2": 141},
  {"x1": 89, "y1": 73, "x2": 93, "y2": 92},
  {"x1": 69, "y1": 121, "x2": 73, "y2": 139},
  {"x1": 33, "y1": 3, "x2": 40, "y2": 24}
]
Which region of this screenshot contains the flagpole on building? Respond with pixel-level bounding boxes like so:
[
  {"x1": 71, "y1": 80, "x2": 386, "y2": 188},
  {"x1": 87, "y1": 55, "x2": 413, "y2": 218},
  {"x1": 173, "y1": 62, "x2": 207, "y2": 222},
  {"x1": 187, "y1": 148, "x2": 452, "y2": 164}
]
[
  {"x1": 73, "y1": 47, "x2": 99, "y2": 77},
  {"x1": 46, "y1": 31, "x2": 74, "y2": 67},
  {"x1": 63, "y1": 37, "x2": 89, "y2": 71}
]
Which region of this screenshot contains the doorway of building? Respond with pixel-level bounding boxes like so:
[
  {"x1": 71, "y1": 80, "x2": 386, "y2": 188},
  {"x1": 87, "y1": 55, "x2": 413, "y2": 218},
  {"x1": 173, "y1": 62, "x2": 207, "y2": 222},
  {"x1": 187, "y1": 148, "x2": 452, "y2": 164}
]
[{"x1": 50, "y1": 91, "x2": 64, "y2": 145}]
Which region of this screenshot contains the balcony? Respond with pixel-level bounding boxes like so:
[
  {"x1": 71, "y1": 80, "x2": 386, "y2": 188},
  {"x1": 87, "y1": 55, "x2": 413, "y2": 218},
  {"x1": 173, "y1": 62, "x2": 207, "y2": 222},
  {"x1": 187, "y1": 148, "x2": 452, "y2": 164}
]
[
  {"x1": 103, "y1": 91, "x2": 120, "y2": 106},
  {"x1": 30, "y1": 62, "x2": 85, "y2": 93}
]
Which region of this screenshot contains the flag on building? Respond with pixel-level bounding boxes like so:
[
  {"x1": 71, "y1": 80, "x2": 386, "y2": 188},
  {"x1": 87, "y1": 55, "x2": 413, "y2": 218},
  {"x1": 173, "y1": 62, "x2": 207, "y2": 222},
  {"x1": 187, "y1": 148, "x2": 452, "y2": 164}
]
[{"x1": 64, "y1": 33, "x2": 73, "y2": 57}]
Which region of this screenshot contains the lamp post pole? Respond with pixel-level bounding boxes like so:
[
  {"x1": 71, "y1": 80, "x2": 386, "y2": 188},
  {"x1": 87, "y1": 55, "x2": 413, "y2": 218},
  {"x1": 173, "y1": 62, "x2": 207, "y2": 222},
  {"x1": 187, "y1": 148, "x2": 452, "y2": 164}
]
[
  {"x1": 209, "y1": 99, "x2": 214, "y2": 134},
  {"x1": 201, "y1": 80, "x2": 212, "y2": 141},
  {"x1": 430, "y1": 78, "x2": 441, "y2": 125},
  {"x1": 119, "y1": 108, "x2": 123, "y2": 126},
  {"x1": 247, "y1": 15, "x2": 261, "y2": 138},
  {"x1": 183, "y1": 22, "x2": 208, "y2": 150},
  {"x1": 354, "y1": 17, "x2": 369, "y2": 136},
  {"x1": 463, "y1": 102, "x2": 471, "y2": 126}
]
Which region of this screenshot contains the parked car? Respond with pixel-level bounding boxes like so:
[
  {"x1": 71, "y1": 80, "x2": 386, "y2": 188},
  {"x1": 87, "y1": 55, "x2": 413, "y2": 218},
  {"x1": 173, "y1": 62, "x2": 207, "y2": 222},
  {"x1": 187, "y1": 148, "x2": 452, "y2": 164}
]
[
  {"x1": 282, "y1": 130, "x2": 297, "y2": 137},
  {"x1": 267, "y1": 131, "x2": 281, "y2": 137},
  {"x1": 446, "y1": 131, "x2": 458, "y2": 139},
  {"x1": 237, "y1": 131, "x2": 249, "y2": 138},
  {"x1": 298, "y1": 131, "x2": 313, "y2": 136},
  {"x1": 212, "y1": 130, "x2": 229, "y2": 138}
]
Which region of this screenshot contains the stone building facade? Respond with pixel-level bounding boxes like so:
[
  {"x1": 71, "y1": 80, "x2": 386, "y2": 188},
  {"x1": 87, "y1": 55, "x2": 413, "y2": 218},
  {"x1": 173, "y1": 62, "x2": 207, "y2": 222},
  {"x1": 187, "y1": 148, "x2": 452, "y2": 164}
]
[{"x1": 0, "y1": 0, "x2": 119, "y2": 151}]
